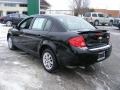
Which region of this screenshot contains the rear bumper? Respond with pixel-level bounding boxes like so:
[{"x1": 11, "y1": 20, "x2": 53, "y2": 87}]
[
  {"x1": 58, "y1": 45, "x2": 112, "y2": 66},
  {"x1": 89, "y1": 45, "x2": 111, "y2": 52}
]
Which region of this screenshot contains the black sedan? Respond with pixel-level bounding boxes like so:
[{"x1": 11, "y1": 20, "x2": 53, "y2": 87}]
[
  {"x1": 3, "y1": 13, "x2": 28, "y2": 26},
  {"x1": 7, "y1": 15, "x2": 112, "y2": 73}
]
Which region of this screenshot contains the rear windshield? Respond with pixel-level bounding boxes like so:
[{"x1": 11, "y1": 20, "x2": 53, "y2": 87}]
[{"x1": 55, "y1": 16, "x2": 96, "y2": 31}]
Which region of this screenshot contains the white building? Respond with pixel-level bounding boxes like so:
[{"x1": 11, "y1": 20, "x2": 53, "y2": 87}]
[
  {"x1": 0, "y1": 0, "x2": 27, "y2": 16},
  {"x1": 0, "y1": 0, "x2": 50, "y2": 16}
]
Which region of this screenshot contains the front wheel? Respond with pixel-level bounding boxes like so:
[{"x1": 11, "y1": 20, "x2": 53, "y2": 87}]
[
  {"x1": 94, "y1": 20, "x2": 99, "y2": 26},
  {"x1": 42, "y1": 49, "x2": 58, "y2": 73},
  {"x1": 8, "y1": 36, "x2": 16, "y2": 50},
  {"x1": 6, "y1": 21, "x2": 12, "y2": 26}
]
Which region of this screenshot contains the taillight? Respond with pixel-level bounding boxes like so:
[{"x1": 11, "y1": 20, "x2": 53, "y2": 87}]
[{"x1": 68, "y1": 36, "x2": 86, "y2": 48}]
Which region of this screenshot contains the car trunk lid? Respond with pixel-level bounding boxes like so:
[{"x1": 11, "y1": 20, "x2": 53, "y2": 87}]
[{"x1": 75, "y1": 29, "x2": 110, "y2": 49}]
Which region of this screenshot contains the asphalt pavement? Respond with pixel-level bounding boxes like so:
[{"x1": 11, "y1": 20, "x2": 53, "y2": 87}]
[{"x1": 0, "y1": 24, "x2": 120, "y2": 90}]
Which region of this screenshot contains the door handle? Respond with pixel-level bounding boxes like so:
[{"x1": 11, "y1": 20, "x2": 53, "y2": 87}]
[{"x1": 37, "y1": 34, "x2": 41, "y2": 36}]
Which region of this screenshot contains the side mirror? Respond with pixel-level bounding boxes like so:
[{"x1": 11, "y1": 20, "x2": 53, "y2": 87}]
[{"x1": 13, "y1": 25, "x2": 20, "y2": 30}]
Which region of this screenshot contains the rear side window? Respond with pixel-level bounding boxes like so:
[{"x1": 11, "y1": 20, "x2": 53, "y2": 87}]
[
  {"x1": 92, "y1": 14, "x2": 97, "y2": 17},
  {"x1": 10, "y1": 14, "x2": 19, "y2": 18},
  {"x1": 32, "y1": 18, "x2": 46, "y2": 30},
  {"x1": 44, "y1": 20, "x2": 52, "y2": 31},
  {"x1": 84, "y1": 13, "x2": 91, "y2": 17},
  {"x1": 19, "y1": 17, "x2": 33, "y2": 29}
]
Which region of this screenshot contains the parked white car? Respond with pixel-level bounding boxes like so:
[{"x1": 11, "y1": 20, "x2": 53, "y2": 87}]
[{"x1": 84, "y1": 12, "x2": 114, "y2": 26}]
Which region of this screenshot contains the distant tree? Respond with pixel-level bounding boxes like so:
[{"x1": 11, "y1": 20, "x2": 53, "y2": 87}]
[
  {"x1": 89, "y1": 8, "x2": 95, "y2": 12},
  {"x1": 70, "y1": 0, "x2": 92, "y2": 16}
]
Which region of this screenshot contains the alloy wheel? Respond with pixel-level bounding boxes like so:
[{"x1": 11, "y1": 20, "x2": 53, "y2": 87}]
[
  {"x1": 6, "y1": 21, "x2": 12, "y2": 26},
  {"x1": 43, "y1": 52, "x2": 54, "y2": 70},
  {"x1": 8, "y1": 37, "x2": 13, "y2": 49},
  {"x1": 94, "y1": 21, "x2": 99, "y2": 26}
]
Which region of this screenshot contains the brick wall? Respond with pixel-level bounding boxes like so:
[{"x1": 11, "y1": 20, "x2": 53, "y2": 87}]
[{"x1": 94, "y1": 9, "x2": 120, "y2": 17}]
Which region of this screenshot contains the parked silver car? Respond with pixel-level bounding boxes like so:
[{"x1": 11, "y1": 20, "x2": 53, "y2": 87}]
[{"x1": 84, "y1": 12, "x2": 114, "y2": 26}]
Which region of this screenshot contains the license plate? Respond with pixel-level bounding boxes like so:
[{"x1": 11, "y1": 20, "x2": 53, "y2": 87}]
[{"x1": 98, "y1": 51, "x2": 105, "y2": 61}]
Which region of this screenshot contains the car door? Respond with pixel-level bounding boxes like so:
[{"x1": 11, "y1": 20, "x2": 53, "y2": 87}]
[
  {"x1": 98, "y1": 14, "x2": 105, "y2": 24},
  {"x1": 92, "y1": 13, "x2": 97, "y2": 22},
  {"x1": 13, "y1": 17, "x2": 34, "y2": 50},
  {"x1": 104, "y1": 14, "x2": 110, "y2": 23},
  {"x1": 21, "y1": 17, "x2": 52, "y2": 54}
]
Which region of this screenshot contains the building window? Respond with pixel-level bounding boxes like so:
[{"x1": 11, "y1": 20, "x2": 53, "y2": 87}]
[
  {"x1": 22, "y1": 11, "x2": 28, "y2": 15},
  {"x1": 7, "y1": 11, "x2": 19, "y2": 15},
  {"x1": 19, "y1": 4, "x2": 27, "y2": 7},
  {"x1": 4, "y1": 3, "x2": 16, "y2": 7}
]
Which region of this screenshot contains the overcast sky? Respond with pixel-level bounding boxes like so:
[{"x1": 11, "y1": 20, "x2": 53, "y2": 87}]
[{"x1": 46, "y1": 0, "x2": 120, "y2": 10}]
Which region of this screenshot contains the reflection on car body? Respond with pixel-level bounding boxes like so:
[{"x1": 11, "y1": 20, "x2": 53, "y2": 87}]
[{"x1": 3, "y1": 13, "x2": 28, "y2": 26}]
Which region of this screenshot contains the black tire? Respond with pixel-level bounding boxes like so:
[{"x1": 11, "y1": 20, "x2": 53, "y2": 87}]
[
  {"x1": 109, "y1": 21, "x2": 113, "y2": 26},
  {"x1": 42, "y1": 49, "x2": 58, "y2": 73},
  {"x1": 7, "y1": 36, "x2": 16, "y2": 50},
  {"x1": 94, "y1": 20, "x2": 99, "y2": 26}
]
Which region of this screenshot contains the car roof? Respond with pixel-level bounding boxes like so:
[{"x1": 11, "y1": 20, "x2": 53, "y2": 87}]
[{"x1": 30, "y1": 14, "x2": 79, "y2": 20}]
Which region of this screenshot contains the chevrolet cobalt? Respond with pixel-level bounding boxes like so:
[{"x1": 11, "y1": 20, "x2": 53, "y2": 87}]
[{"x1": 7, "y1": 15, "x2": 112, "y2": 73}]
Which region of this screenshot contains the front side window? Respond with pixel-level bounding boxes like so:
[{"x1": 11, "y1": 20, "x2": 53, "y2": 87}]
[
  {"x1": 92, "y1": 14, "x2": 97, "y2": 17},
  {"x1": 19, "y1": 18, "x2": 33, "y2": 29},
  {"x1": 98, "y1": 14, "x2": 104, "y2": 17},
  {"x1": 32, "y1": 18, "x2": 46, "y2": 30},
  {"x1": 10, "y1": 14, "x2": 19, "y2": 18}
]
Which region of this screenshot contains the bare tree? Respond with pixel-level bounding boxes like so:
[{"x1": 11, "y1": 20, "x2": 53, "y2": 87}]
[
  {"x1": 70, "y1": 0, "x2": 92, "y2": 16},
  {"x1": 72, "y1": 0, "x2": 82, "y2": 16}
]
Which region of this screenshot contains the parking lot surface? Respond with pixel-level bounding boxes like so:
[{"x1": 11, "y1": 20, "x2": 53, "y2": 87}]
[{"x1": 0, "y1": 24, "x2": 120, "y2": 90}]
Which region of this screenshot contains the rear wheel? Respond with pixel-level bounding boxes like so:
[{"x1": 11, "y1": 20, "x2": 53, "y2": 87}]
[
  {"x1": 42, "y1": 49, "x2": 58, "y2": 73},
  {"x1": 8, "y1": 36, "x2": 16, "y2": 50},
  {"x1": 109, "y1": 21, "x2": 113, "y2": 26},
  {"x1": 94, "y1": 20, "x2": 99, "y2": 26}
]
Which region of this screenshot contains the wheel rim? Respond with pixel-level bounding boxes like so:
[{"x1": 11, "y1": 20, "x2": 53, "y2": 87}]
[
  {"x1": 7, "y1": 21, "x2": 12, "y2": 26},
  {"x1": 8, "y1": 38, "x2": 12, "y2": 48},
  {"x1": 95, "y1": 21, "x2": 98, "y2": 26},
  {"x1": 110, "y1": 22, "x2": 113, "y2": 26},
  {"x1": 43, "y1": 52, "x2": 54, "y2": 70}
]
